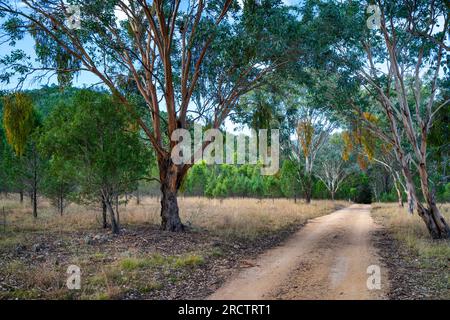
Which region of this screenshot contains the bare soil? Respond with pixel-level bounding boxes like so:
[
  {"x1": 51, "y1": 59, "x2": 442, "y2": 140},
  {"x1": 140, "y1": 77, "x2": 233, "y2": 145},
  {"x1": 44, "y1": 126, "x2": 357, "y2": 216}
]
[
  {"x1": 0, "y1": 213, "x2": 324, "y2": 300},
  {"x1": 210, "y1": 204, "x2": 389, "y2": 300},
  {"x1": 0, "y1": 198, "x2": 347, "y2": 300},
  {"x1": 372, "y1": 226, "x2": 450, "y2": 300}
]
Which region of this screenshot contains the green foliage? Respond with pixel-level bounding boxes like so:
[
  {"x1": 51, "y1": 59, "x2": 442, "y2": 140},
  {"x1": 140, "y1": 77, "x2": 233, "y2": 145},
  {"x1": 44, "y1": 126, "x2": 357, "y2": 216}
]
[
  {"x1": 379, "y1": 190, "x2": 402, "y2": 203},
  {"x1": 181, "y1": 162, "x2": 209, "y2": 196},
  {"x1": 442, "y1": 183, "x2": 450, "y2": 203},
  {"x1": 2, "y1": 93, "x2": 37, "y2": 157},
  {"x1": 353, "y1": 175, "x2": 372, "y2": 204},
  {"x1": 38, "y1": 89, "x2": 151, "y2": 205},
  {"x1": 184, "y1": 161, "x2": 301, "y2": 200},
  {"x1": 180, "y1": 153, "x2": 378, "y2": 201},
  {"x1": 0, "y1": 1, "x2": 448, "y2": 210},
  {"x1": 40, "y1": 155, "x2": 76, "y2": 213},
  {"x1": 0, "y1": 85, "x2": 445, "y2": 206},
  {"x1": 0, "y1": 91, "x2": 45, "y2": 217},
  {"x1": 185, "y1": 163, "x2": 273, "y2": 199},
  {"x1": 0, "y1": 132, "x2": 24, "y2": 194}
]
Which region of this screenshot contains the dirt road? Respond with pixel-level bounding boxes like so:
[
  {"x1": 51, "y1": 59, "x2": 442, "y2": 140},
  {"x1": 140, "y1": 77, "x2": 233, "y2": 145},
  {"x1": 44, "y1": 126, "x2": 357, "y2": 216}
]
[{"x1": 209, "y1": 204, "x2": 388, "y2": 300}]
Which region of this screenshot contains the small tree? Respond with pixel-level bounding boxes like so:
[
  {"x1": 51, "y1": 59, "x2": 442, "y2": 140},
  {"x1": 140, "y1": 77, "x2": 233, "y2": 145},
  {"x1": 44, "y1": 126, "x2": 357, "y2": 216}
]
[
  {"x1": 316, "y1": 135, "x2": 350, "y2": 201},
  {"x1": 279, "y1": 160, "x2": 300, "y2": 202},
  {"x1": 0, "y1": 0, "x2": 302, "y2": 232},
  {"x1": 40, "y1": 156, "x2": 75, "y2": 215},
  {"x1": 342, "y1": 116, "x2": 407, "y2": 209},
  {"x1": 2, "y1": 93, "x2": 42, "y2": 217},
  {"x1": 299, "y1": 0, "x2": 450, "y2": 238},
  {"x1": 290, "y1": 106, "x2": 334, "y2": 203},
  {"x1": 39, "y1": 90, "x2": 150, "y2": 234}
]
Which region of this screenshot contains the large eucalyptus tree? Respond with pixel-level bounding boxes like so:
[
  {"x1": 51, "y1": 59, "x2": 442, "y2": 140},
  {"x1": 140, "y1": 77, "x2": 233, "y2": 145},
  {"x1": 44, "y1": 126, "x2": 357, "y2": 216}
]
[
  {"x1": 303, "y1": 0, "x2": 450, "y2": 238},
  {"x1": 0, "y1": 0, "x2": 302, "y2": 231}
]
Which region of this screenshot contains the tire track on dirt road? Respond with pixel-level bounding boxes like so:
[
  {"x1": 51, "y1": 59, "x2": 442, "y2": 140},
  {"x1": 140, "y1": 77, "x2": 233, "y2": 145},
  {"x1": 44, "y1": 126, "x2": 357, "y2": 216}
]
[{"x1": 209, "y1": 204, "x2": 388, "y2": 300}]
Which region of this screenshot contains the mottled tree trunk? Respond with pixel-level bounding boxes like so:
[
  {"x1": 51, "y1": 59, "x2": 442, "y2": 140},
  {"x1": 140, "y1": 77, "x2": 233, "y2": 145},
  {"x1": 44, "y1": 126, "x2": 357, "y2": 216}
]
[
  {"x1": 305, "y1": 189, "x2": 312, "y2": 204},
  {"x1": 136, "y1": 189, "x2": 140, "y2": 205},
  {"x1": 417, "y1": 202, "x2": 450, "y2": 239},
  {"x1": 105, "y1": 197, "x2": 119, "y2": 235},
  {"x1": 304, "y1": 176, "x2": 312, "y2": 204},
  {"x1": 417, "y1": 164, "x2": 450, "y2": 239},
  {"x1": 101, "y1": 198, "x2": 108, "y2": 229},
  {"x1": 377, "y1": 12, "x2": 449, "y2": 238},
  {"x1": 59, "y1": 194, "x2": 64, "y2": 216},
  {"x1": 32, "y1": 189, "x2": 37, "y2": 218},
  {"x1": 160, "y1": 182, "x2": 184, "y2": 232},
  {"x1": 19, "y1": 190, "x2": 23, "y2": 203},
  {"x1": 394, "y1": 181, "x2": 403, "y2": 208},
  {"x1": 115, "y1": 195, "x2": 120, "y2": 226},
  {"x1": 401, "y1": 162, "x2": 449, "y2": 239},
  {"x1": 159, "y1": 160, "x2": 185, "y2": 232},
  {"x1": 115, "y1": 195, "x2": 120, "y2": 227}
]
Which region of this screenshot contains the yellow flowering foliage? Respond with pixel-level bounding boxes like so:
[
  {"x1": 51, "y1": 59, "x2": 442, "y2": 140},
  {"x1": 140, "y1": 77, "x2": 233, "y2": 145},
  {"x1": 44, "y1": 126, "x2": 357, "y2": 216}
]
[
  {"x1": 297, "y1": 121, "x2": 314, "y2": 157},
  {"x1": 357, "y1": 154, "x2": 368, "y2": 171},
  {"x1": 359, "y1": 112, "x2": 378, "y2": 161},
  {"x1": 342, "y1": 131, "x2": 353, "y2": 161},
  {"x1": 380, "y1": 141, "x2": 393, "y2": 155},
  {"x1": 2, "y1": 93, "x2": 35, "y2": 157}
]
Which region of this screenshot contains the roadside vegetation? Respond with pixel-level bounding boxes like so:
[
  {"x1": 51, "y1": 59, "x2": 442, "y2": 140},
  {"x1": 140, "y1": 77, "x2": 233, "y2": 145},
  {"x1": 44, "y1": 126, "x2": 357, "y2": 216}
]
[
  {"x1": 372, "y1": 204, "x2": 450, "y2": 299},
  {"x1": 0, "y1": 0, "x2": 448, "y2": 301},
  {"x1": 0, "y1": 195, "x2": 346, "y2": 300}
]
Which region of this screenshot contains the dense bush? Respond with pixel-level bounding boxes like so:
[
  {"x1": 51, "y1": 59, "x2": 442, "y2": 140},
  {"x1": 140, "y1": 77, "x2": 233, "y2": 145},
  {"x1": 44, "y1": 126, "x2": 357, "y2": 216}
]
[{"x1": 1, "y1": 87, "x2": 448, "y2": 207}]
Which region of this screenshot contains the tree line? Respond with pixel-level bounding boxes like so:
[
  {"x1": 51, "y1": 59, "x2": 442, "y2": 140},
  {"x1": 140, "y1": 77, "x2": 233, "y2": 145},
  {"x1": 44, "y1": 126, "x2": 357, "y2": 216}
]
[
  {"x1": 0, "y1": 0, "x2": 448, "y2": 238},
  {"x1": 0, "y1": 89, "x2": 151, "y2": 234},
  {"x1": 1, "y1": 86, "x2": 447, "y2": 236}
]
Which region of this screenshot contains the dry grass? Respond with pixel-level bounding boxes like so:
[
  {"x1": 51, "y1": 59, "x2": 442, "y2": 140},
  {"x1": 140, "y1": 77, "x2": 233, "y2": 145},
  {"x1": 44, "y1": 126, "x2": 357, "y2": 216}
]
[
  {"x1": 0, "y1": 194, "x2": 348, "y2": 240},
  {"x1": 124, "y1": 197, "x2": 348, "y2": 239},
  {"x1": 0, "y1": 194, "x2": 347, "y2": 300},
  {"x1": 371, "y1": 203, "x2": 450, "y2": 268},
  {"x1": 372, "y1": 203, "x2": 450, "y2": 299},
  {"x1": 1, "y1": 260, "x2": 64, "y2": 299}
]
